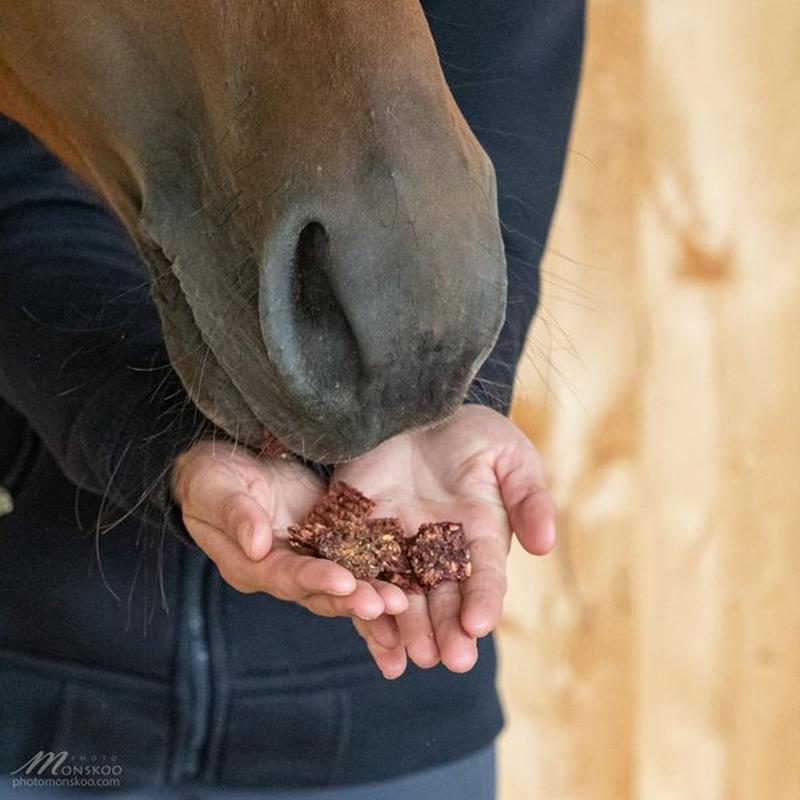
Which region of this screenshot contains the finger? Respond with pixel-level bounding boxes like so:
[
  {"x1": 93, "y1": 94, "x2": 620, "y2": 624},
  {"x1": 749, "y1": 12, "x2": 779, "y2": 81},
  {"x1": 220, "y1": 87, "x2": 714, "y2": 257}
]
[
  {"x1": 188, "y1": 517, "x2": 261, "y2": 594},
  {"x1": 180, "y1": 463, "x2": 274, "y2": 559},
  {"x1": 347, "y1": 580, "x2": 387, "y2": 620},
  {"x1": 220, "y1": 492, "x2": 274, "y2": 561},
  {"x1": 494, "y1": 444, "x2": 557, "y2": 555},
  {"x1": 355, "y1": 614, "x2": 403, "y2": 650},
  {"x1": 190, "y1": 516, "x2": 359, "y2": 598},
  {"x1": 428, "y1": 582, "x2": 478, "y2": 673},
  {"x1": 353, "y1": 618, "x2": 408, "y2": 679},
  {"x1": 460, "y1": 534, "x2": 508, "y2": 638},
  {"x1": 395, "y1": 593, "x2": 440, "y2": 669},
  {"x1": 258, "y1": 549, "x2": 361, "y2": 600},
  {"x1": 302, "y1": 584, "x2": 386, "y2": 621},
  {"x1": 369, "y1": 579, "x2": 410, "y2": 616}
]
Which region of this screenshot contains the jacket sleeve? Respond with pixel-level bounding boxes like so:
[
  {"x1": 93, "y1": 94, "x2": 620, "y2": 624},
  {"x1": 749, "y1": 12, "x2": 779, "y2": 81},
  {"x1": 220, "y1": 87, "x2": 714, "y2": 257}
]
[
  {"x1": 0, "y1": 115, "x2": 206, "y2": 535},
  {"x1": 428, "y1": 0, "x2": 585, "y2": 415}
]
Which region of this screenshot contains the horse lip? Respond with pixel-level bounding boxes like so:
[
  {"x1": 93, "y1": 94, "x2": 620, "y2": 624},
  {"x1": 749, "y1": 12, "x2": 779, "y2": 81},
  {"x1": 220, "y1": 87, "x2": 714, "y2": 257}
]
[{"x1": 140, "y1": 238, "x2": 267, "y2": 447}]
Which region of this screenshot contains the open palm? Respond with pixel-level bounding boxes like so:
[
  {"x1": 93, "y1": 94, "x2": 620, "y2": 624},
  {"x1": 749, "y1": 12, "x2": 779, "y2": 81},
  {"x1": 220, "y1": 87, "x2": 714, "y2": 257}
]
[
  {"x1": 333, "y1": 404, "x2": 556, "y2": 678},
  {"x1": 172, "y1": 440, "x2": 407, "y2": 620}
]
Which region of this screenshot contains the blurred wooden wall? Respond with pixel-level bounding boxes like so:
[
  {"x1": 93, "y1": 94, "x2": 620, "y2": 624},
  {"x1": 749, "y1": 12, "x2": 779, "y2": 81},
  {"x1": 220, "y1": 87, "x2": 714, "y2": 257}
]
[{"x1": 500, "y1": 2, "x2": 800, "y2": 798}]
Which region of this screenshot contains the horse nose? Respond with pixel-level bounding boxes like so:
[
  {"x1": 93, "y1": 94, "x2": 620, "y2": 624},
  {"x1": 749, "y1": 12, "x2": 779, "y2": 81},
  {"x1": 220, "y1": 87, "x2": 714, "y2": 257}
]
[{"x1": 259, "y1": 204, "x2": 506, "y2": 458}]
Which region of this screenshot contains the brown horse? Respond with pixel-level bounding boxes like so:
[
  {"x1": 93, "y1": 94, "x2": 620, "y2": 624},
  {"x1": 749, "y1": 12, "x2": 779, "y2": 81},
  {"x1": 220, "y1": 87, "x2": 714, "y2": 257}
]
[{"x1": 0, "y1": 1, "x2": 506, "y2": 462}]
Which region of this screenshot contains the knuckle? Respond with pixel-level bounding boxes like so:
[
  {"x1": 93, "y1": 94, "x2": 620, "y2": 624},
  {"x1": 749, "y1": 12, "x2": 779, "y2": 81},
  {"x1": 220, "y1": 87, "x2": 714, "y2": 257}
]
[
  {"x1": 294, "y1": 559, "x2": 317, "y2": 588},
  {"x1": 481, "y1": 560, "x2": 508, "y2": 593},
  {"x1": 266, "y1": 577, "x2": 294, "y2": 602},
  {"x1": 269, "y1": 586, "x2": 291, "y2": 602},
  {"x1": 304, "y1": 597, "x2": 335, "y2": 618}
]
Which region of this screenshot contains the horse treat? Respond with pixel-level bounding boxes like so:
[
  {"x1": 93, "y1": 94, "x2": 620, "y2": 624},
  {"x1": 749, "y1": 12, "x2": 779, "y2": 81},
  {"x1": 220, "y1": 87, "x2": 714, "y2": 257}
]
[
  {"x1": 288, "y1": 482, "x2": 471, "y2": 592},
  {"x1": 407, "y1": 522, "x2": 472, "y2": 589}
]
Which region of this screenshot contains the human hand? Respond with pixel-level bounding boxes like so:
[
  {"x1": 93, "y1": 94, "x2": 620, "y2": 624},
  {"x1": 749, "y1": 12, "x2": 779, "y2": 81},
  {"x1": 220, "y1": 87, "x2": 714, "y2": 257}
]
[
  {"x1": 171, "y1": 440, "x2": 408, "y2": 620},
  {"x1": 333, "y1": 405, "x2": 556, "y2": 678}
]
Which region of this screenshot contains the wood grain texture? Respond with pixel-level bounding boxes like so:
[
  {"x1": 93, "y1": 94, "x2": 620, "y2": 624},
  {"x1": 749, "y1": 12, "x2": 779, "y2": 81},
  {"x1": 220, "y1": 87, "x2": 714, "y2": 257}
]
[{"x1": 498, "y1": 2, "x2": 800, "y2": 798}]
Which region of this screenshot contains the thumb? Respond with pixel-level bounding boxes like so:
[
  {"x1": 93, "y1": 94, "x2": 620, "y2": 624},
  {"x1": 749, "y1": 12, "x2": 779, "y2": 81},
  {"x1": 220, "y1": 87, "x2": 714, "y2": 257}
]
[
  {"x1": 172, "y1": 445, "x2": 274, "y2": 560},
  {"x1": 494, "y1": 442, "x2": 557, "y2": 555}
]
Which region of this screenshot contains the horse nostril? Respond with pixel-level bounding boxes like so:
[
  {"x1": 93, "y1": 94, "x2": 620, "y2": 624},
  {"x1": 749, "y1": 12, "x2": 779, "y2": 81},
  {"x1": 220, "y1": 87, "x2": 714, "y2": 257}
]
[
  {"x1": 292, "y1": 222, "x2": 334, "y2": 320},
  {"x1": 283, "y1": 221, "x2": 361, "y2": 396}
]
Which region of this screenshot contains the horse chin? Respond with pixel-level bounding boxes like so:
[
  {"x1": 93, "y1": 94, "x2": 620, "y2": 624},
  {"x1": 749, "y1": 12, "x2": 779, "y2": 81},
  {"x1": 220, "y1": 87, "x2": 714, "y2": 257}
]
[{"x1": 163, "y1": 302, "x2": 465, "y2": 464}]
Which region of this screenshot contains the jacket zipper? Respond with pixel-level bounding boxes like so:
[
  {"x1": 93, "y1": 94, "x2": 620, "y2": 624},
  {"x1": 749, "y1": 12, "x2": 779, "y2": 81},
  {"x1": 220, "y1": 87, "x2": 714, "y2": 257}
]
[{"x1": 175, "y1": 548, "x2": 212, "y2": 781}]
